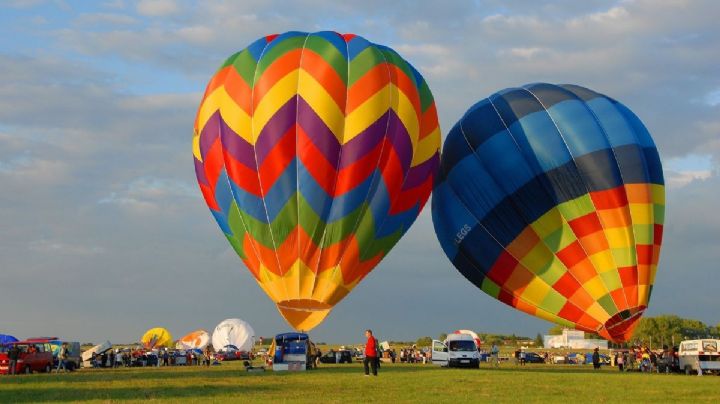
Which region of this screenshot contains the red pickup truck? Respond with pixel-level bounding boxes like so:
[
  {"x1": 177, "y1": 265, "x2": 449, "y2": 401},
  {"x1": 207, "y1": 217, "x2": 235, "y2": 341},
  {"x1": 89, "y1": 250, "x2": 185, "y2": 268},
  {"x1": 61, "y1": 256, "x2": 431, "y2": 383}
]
[{"x1": 0, "y1": 338, "x2": 56, "y2": 374}]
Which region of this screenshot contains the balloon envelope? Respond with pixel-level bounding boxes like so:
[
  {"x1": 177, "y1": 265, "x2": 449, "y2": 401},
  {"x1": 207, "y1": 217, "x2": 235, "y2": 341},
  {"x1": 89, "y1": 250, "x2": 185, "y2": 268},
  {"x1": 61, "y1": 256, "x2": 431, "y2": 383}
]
[
  {"x1": 193, "y1": 31, "x2": 440, "y2": 330},
  {"x1": 432, "y1": 83, "x2": 664, "y2": 342},
  {"x1": 212, "y1": 319, "x2": 255, "y2": 352},
  {"x1": 453, "y1": 330, "x2": 482, "y2": 347},
  {"x1": 141, "y1": 327, "x2": 173, "y2": 349},
  {"x1": 0, "y1": 334, "x2": 18, "y2": 346},
  {"x1": 177, "y1": 329, "x2": 210, "y2": 350}
]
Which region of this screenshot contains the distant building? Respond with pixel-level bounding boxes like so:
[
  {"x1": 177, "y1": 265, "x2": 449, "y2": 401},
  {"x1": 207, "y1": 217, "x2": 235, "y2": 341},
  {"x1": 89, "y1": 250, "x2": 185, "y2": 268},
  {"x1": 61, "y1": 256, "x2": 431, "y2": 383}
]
[{"x1": 544, "y1": 329, "x2": 608, "y2": 349}]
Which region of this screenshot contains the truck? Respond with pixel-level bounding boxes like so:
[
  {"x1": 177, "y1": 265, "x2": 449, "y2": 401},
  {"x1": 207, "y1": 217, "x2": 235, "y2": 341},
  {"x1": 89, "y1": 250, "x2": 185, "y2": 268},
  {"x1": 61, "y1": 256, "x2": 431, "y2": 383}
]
[
  {"x1": 430, "y1": 333, "x2": 481, "y2": 368},
  {"x1": 678, "y1": 339, "x2": 720, "y2": 375},
  {"x1": 269, "y1": 332, "x2": 317, "y2": 371}
]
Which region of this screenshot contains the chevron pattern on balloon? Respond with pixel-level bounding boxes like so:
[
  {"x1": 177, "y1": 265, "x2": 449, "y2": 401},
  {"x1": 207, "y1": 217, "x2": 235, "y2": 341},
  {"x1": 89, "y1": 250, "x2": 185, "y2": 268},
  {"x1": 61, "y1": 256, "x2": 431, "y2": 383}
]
[{"x1": 193, "y1": 31, "x2": 440, "y2": 331}]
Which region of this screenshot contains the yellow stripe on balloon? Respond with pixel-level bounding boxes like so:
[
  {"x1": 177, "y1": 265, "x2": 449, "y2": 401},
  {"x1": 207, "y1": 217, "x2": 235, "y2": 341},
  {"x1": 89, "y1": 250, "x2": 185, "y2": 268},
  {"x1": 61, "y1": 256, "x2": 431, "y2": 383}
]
[
  {"x1": 252, "y1": 70, "x2": 300, "y2": 143},
  {"x1": 297, "y1": 69, "x2": 345, "y2": 142},
  {"x1": 412, "y1": 127, "x2": 440, "y2": 166},
  {"x1": 192, "y1": 129, "x2": 202, "y2": 161},
  {"x1": 197, "y1": 86, "x2": 253, "y2": 144},
  {"x1": 390, "y1": 86, "x2": 420, "y2": 148},
  {"x1": 343, "y1": 84, "x2": 391, "y2": 143}
]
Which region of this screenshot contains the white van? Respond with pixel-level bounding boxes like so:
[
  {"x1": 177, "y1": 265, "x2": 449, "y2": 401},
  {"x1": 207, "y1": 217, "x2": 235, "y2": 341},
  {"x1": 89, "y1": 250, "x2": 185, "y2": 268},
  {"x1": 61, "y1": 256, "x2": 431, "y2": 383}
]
[
  {"x1": 431, "y1": 334, "x2": 480, "y2": 368},
  {"x1": 678, "y1": 339, "x2": 720, "y2": 375}
]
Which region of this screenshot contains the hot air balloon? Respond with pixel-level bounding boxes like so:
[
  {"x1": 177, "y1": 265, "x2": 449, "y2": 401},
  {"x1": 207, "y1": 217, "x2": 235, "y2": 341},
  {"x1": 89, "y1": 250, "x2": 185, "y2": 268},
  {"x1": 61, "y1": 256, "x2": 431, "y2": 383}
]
[
  {"x1": 453, "y1": 330, "x2": 482, "y2": 348},
  {"x1": 432, "y1": 83, "x2": 664, "y2": 342},
  {"x1": 176, "y1": 329, "x2": 210, "y2": 350},
  {"x1": 0, "y1": 334, "x2": 18, "y2": 346},
  {"x1": 193, "y1": 31, "x2": 440, "y2": 331},
  {"x1": 141, "y1": 327, "x2": 173, "y2": 349},
  {"x1": 212, "y1": 318, "x2": 254, "y2": 352}
]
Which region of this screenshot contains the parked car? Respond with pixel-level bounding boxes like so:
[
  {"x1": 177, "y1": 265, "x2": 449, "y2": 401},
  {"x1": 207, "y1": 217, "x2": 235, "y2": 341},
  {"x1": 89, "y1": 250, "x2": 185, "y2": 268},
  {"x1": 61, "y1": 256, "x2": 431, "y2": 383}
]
[
  {"x1": 0, "y1": 339, "x2": 55, "y2": 374},
  {"x1": 319, "y1": 350, "x2": 353, "y2": 364},
  {"x1": 430, "y1": 334, "x2": 481, "y2": 368},
  {"x1": 524, "y1": 352, "x2": 545, "y2": 363},
  {"x1": 216, "y1": 349, "x2": 251, "y2": 361}
]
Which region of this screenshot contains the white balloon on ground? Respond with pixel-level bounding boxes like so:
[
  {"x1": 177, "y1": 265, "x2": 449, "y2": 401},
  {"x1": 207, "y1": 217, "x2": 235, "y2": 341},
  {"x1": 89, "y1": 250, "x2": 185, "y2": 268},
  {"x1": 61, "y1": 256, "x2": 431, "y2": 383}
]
[{"x1": 211, "y1": 318, "x2": 255, "y2": 352}]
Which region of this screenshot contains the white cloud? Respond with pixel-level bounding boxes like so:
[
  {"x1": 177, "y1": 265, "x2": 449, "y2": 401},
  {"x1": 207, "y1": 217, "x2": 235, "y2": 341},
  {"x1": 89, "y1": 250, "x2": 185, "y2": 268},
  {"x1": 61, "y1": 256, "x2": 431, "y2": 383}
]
[
  {"x1": 75, "y1": 12, "x2": 138, "y2": 26},
  {"x1": 136, "y1": 0, "x2": 180, "y2": 16},
  {"x1": 664, "y1": 169, "x2": 713, "y2": 188},
  {"x1": 98, "y1": 177, "x2": 198, "y2": 214}
]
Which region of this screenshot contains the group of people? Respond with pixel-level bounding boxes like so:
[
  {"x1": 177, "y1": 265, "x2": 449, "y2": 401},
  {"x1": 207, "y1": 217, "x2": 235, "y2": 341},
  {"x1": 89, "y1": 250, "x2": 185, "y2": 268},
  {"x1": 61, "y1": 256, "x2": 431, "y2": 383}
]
[
  {"x1": 90, "y1": 346, "x2": 215, "y2": 368},
  {"x1": 613, "y1": 345, "x2": 675, "y2": 373},
  {"x1": 398, "y1": 347, "x2": 430, "y2": 364}
]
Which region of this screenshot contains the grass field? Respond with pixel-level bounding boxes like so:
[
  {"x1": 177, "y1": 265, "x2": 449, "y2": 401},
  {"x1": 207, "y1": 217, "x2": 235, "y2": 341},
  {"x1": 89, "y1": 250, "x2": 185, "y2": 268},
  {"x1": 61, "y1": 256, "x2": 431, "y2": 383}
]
[{"x1": 1, "y1": 361, "x2": 719, "y2": 403}]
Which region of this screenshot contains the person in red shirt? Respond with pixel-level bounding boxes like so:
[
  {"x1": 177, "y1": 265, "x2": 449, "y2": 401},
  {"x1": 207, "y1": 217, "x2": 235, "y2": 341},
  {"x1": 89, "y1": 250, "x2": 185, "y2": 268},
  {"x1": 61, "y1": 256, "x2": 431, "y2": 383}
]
[{"x1": 364, "y1": 329, "x2": 378, "y2": 376}]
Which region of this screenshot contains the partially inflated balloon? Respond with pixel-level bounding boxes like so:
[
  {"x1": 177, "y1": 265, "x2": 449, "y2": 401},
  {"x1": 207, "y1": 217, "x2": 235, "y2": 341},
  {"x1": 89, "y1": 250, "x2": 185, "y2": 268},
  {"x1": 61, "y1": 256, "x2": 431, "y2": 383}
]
[
  {"x1": 177, "y1": 329, "x2": 210, "y2": 350},
  {"x1": 141, "y1": 327, "x2": 173, "y2": 349},
  {"x1": 211, "y1": 318, "x2": 254, "y2": 352},
  {"x1": 193, "y1": 31, "x2": 440, "y2": 331},
  {"x1": 432, "y1": 84, "x2": 664, "y2": 342}
]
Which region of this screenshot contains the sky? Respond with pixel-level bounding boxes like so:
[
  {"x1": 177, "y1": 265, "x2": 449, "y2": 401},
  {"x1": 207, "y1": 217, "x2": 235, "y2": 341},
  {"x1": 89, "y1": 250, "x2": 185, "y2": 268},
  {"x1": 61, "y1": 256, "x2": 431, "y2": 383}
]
[{"x1": 1, "y1": 0, "x2": 718, "y2": 345}]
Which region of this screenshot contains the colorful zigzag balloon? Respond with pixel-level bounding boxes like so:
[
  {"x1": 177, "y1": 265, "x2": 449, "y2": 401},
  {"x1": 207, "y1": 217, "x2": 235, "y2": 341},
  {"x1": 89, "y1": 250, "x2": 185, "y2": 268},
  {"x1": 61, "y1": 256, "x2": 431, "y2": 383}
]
[{"x1": 193, "y1": 31, "x2": 440, "y2": 331}]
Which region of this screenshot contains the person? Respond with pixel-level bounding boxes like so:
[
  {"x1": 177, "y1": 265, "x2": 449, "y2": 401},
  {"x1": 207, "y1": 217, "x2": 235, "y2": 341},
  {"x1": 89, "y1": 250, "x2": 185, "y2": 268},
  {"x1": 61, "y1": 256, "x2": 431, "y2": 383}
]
[
  {"x1": 204, "y1": 346, "x2": 212, "y2": 367},
  {"x1": 592, "y1": 348, "x2": 600, "y2": 370},
  {"x1": 7, "y1": 344, "x2": 20, "y2": 375},
  {"x1": 363, "y1": 329, "x2": 378, "y2": 376},
  {"x1": 519, "y1": 349, "x2": 526, "y2": 366},
  {"x1": 616, "y1": 352, "x2": 624, "y2": 372},
  {"x1": 56, "y1": 342, "x2": 69, "y2": 373},
  {"x1": 491, "y1": 343, "x2": 500, "y2": 368},
  {"x1": 514, "y1": 349, "x2": 520, "y2": 365}
]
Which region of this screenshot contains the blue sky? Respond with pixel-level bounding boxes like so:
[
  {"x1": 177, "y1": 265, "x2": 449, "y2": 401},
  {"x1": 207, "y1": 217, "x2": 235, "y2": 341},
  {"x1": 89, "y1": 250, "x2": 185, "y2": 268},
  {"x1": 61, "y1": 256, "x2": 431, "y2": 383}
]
[{"x1": 1, "y1": 0, "x2": 719, "y2": 344}]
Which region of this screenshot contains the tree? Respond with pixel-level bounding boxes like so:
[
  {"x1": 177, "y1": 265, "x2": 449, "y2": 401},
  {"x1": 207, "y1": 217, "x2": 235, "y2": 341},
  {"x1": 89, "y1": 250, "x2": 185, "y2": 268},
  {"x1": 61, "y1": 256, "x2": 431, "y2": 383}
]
[
  {"x1": 548, "y1": 325, "x2": 564, "y2": 335},
  {"x1": 632, "y1": 315, "x2": 712, "y2": 347},
  {"x1": 534, "y1": 333, "x2": 544, "y2": 347},
  {"x1": 416, "y1": 336, "x2": 432, "y2": 347},
  {"x1": 438, "y1": 333, "x2": 447, "y2": 341}
]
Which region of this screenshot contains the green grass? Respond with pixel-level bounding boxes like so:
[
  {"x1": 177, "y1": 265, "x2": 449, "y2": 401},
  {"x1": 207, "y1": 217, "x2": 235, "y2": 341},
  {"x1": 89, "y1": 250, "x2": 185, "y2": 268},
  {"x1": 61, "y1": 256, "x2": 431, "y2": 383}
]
[{"x1": 1, "y1": 362, "x2": 719, "y2": 403}]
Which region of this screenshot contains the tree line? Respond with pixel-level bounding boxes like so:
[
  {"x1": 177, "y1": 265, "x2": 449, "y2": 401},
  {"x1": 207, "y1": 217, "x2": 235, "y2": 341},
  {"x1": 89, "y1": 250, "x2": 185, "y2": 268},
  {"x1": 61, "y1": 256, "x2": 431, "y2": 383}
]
[{"x1": 548, "y1": 315, "x2": 719, "y2": 348}]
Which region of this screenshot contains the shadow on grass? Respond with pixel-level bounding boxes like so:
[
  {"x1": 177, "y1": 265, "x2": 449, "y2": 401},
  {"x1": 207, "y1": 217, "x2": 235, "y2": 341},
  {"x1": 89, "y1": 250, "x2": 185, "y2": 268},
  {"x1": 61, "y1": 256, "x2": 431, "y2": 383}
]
[
  {"x1": 0, "y1": 383, "x2": 277, "y2": 402},
  {"x1": 482, "y1": 365, "x2": 623, "y2": 375}
]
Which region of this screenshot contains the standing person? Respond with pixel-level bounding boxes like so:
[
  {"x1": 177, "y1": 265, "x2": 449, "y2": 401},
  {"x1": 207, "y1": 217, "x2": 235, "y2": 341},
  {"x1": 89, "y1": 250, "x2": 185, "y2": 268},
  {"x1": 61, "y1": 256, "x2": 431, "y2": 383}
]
[
  {"x1": 56, "y1": 342, "x2": 69, "y2": 373},
  {"x1": 7, "y1": 344, "x2": 20, "y2": 375},
  {"x1": 616, "y1": 352, "x2": 624, "y2": 372},
  {"x1": 491, "y1": 343, "x2": 500, "y2": 368},
  {"x1": 519, "y1": 349, "x2": 526, "y2": 366},
  {"x1": 592, "y1": 348, "x2": 600, "y2": 370},
  {"x1": 363, "y1": 329, "x2": 378, "y2": 376},
  {"x1": 204, "y1": 346, "x2": 212, "y2": 367}
]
